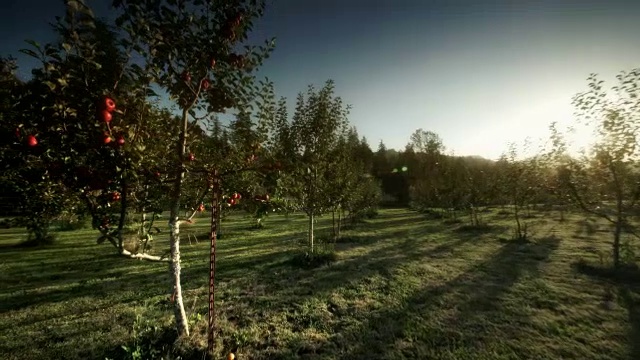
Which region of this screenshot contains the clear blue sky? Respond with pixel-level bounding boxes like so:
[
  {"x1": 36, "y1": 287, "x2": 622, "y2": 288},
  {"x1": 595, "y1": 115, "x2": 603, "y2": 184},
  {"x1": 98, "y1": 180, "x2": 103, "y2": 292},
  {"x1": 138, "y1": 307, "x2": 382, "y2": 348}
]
[{"x1": 2, "y1": 0, "x2": 640, "y2": 159}]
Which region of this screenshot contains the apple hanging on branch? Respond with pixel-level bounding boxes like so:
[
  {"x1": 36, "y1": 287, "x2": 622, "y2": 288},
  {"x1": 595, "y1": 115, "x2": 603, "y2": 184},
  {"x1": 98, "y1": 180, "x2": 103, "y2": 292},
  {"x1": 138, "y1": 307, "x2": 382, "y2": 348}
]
[
  {"x1": 100, "y1": 110, "x2": 112, "y2": 124},
  {"x1": 110, "y1": 191, "x2": 121, "y2": 202},
  {"x1": 98, "y1": 96, "x2": 116, "y2": 124},
  {"x1": 103, "y1": 96, "x2": 116, "y2": 112},
  {"x1": 26, "y1": 134, "x2": 38, "y2": 147},
  {"x1": 181, "y1": 70, "x2": 192, "y2": 83}
]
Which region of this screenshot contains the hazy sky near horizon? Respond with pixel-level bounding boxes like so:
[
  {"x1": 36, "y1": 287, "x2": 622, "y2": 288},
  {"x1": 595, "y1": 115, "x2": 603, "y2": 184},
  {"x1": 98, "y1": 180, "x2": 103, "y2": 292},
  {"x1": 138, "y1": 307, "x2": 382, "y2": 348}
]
[{"x1": 2, "y1": 0, "x2": 640, "y2": 159}]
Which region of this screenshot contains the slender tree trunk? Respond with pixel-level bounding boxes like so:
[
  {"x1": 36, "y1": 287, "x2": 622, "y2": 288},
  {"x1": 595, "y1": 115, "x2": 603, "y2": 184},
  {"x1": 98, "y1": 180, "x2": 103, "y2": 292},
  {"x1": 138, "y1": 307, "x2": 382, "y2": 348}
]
[
  {"x1": 337, "y1": 207, "x2": 342, "y2": 239},
  {"x1": 332, "y1": 209, "x2": 336, "y2": 241},
  {"x1": 168, "y1": 108, "x2": 190, "y2": 337},
  {"x1": 141, "y1": 212, "x2": 146, "y2": 236},
  {"x1": 140, "y1": 184, "x2": 149, "y2": 245},
  {"x1": 613, "y1": 221, "x2": 622, "y2": 269},
  {"x1": 208, "y1": 172, "x2": 220, "y2": 356},
  {"x1": 216, "y1": 202, "x2": 222, "y2": 238},
  {"x1": 612, "y1": 163, "x2": 624, "y2": 269},
  {"x1": 117, "y1": 178, "x2": 128, "y2": 253},
  {"x1": 309, "y1": 212, "x2": 315, "y2": 253},
  {"x1": 139, "y1": 211, "x2": 146, "y2": 253},
  {"x1": 473, "y1": 205, "x2": 480, "y2": 226},
  {"x1": 514, "y1": 203, "x2": 522, "y2": 240},
  {"x1": 308, "y1": 167, "x2": 316, "y2": 253},
  {"x1": 142, "y1": 212, "x2": 156, "y2": 254},
  {"x1": 613, "y1": 195, "x2": 624, "y2": 269}
]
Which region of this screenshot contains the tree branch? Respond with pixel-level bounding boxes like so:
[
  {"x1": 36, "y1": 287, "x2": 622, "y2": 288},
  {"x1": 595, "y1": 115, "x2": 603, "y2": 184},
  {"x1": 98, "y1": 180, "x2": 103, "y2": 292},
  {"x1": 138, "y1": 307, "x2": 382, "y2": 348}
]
[
  {"x1": 120, "y1": 248, "x2": 169, "y2": 262},
  {"x1": 567, "y1": 180, "x2": 616, "y2": 224}
]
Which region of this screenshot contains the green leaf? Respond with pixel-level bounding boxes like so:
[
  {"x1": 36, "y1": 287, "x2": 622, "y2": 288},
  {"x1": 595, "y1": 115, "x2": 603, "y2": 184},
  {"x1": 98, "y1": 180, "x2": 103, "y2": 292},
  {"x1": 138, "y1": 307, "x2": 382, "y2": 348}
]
[
  {"x1": 19, "y1": 49, "x2": 39, "y2": 59},
  {"x1": 25, "y1": 39, "x2": 41, "y2": 50},
  {"x1": 43, "y1": 81, "x2": 56, "y2": 91},
  {"x1": 67, "y1": 0, "x2": 80, "y2": 12}
]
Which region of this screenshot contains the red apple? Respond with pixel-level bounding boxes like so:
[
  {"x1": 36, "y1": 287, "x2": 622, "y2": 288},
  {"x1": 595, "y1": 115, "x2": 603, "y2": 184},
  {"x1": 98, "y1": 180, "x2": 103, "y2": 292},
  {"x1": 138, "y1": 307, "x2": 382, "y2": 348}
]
[
  {"x1": 230, "y1": 54, "x2": 245, "y2": 69},
  {"x1": 210, "y1": 58, "x2": 216, "y2": 68},
  {"x1": 26, "y1": 135, "x2": 37, "y2": 147},
  {"x1": 154, "y1": 171, "x2": 161, "y2": 178},
  {"x1": 116, "y1": 136, "x2": 125, "y2": 146},
  {"x1": 232, "y1": 192, "x2": 240, "y2": 200},
  {"x1": 202, "y1": 79, "x2": 210, "y2": 90},
  {"x1": 223, "y1": 27, "x2": 236, "y2": 42},
  {"x1": 182, "y1": 71, "x2": 191, "y2": 82},
  {"x1": 188, "y1": 153, "x2": 195, "y2": 161},
  {"x1": 14, "y1": 128, "x2": 20, "y2": 138},
  {"x1": 233, "y1": 14, "x2": 243, "y2": 26},
  {"x1": 103, "y1": 97, "x2": 116, "y2": 112},
  {"x1": 110, "y1": 192, "x2": 121, "y2": 202},
  {"x1": 228, "y1": 198, "x2": 236, "y2": 205},
  {"x1": 101, "y1": 110, "x2": 112, "y2": 124},
  {"x1": 103, "y1": 135, "x2": 112, "y2": 145},
  {"x1": 197, "y1": 204, "x2": 205, "y2": 212}
]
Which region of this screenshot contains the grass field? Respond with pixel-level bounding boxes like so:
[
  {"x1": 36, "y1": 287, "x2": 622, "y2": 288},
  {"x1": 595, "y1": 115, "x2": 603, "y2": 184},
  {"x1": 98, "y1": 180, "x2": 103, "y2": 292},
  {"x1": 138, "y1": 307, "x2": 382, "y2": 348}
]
[{"x1": 1, "y1": 207, "x2": 640, "y2": 360}]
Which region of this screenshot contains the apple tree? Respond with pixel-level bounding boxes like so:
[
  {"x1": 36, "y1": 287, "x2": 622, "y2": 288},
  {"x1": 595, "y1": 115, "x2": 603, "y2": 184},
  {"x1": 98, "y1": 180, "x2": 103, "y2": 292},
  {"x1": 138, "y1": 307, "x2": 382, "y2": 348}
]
[
  {"x1": 284, "y1": 80, "x2": 350, "y2": 254},
  {"x1": 111, "y1": 0, "x2": 275, "y2": 336},
  {"x1": 0, "y1": 4, "x2": 157, "y2": 247},
  {"x1": 405, "y1": 129, "x2": 446, "y2": 212},
  {"x1": 327, "y1": 128, "x2": 380, "y2": 232},
  {"x1": 0, "y1": 56, "x2": 72, "y2": 244},
  {"x1": 551, "y1": 70, "x2": 640, "y2": 268}
]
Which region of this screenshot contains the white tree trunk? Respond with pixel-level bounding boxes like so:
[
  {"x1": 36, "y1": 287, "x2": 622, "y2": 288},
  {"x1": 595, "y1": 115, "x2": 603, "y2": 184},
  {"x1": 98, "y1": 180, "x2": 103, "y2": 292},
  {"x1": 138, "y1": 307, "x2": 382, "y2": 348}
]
[
  {"x1": 169, "y1": 219, "x2": 189, "y2": 335},
  {"x1": 166, "y1": 108, "x2": 190, "y2": 337}
]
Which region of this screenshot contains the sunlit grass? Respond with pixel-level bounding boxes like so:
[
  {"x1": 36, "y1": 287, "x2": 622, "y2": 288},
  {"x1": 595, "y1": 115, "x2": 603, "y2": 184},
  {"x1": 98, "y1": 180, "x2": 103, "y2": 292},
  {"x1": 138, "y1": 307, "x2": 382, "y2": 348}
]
[{"x1": 1, "y1": 208, "x2": 639, "y2": 359}]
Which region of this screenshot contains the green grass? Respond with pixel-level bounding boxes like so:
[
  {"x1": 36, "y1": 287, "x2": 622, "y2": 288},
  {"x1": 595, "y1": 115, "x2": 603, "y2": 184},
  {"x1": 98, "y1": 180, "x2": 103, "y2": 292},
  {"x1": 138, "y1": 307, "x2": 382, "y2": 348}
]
[{"x1": 1, "y1": 208, "x2": 640, "y2": 359}]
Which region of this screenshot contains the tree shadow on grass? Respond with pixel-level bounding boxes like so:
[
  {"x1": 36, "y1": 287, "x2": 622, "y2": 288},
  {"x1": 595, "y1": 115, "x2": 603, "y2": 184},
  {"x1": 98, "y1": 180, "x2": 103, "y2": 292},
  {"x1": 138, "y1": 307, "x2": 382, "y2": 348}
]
[
  {"x1": 0, "y1": 264, "x2": 168, "y2": 315},
  {"x1": 573, "y1": 261, "x2": 640, "y2": 360},
  {"x1": 330, "y1": 236, "x2": 560, "y2": 359},
  {"x1": 618, "y1": 287, "x2": 640, "y2": 360},
  {"x1": 343, "y1": 213, "x2": 432, "y2": 232},
  {"x1": 230, "y1": 222, "x2": 505, "y2": 326}
]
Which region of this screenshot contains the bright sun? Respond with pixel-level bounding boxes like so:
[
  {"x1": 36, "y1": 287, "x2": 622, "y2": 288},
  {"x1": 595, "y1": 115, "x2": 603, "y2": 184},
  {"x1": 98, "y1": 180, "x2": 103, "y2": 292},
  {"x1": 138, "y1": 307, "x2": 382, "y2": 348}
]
[{"x1": 562, "y1": 120, "x2": 600, "y2": 157}]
